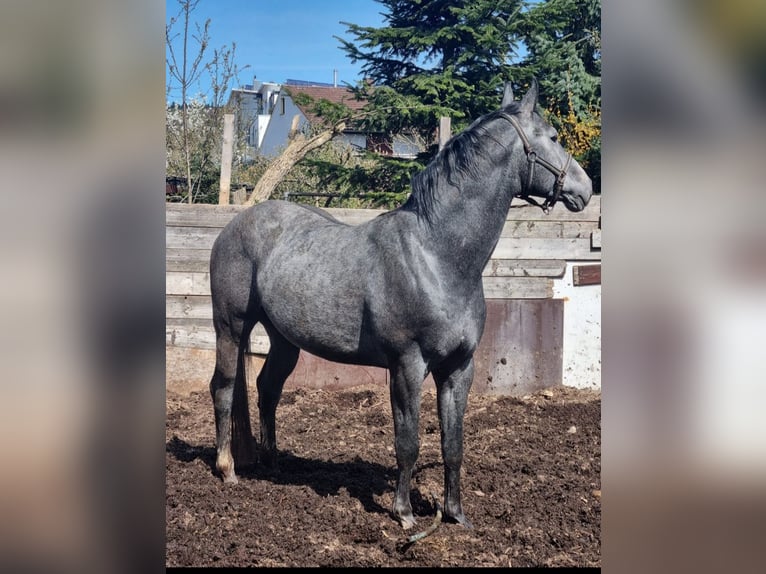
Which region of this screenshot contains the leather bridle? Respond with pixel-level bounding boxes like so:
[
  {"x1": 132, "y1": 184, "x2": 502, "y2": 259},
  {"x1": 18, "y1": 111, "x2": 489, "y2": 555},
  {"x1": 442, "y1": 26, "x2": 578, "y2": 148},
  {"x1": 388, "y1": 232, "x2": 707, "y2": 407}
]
[{"x1": 499, "y1": 111, "x2": 572, "y2": 214}]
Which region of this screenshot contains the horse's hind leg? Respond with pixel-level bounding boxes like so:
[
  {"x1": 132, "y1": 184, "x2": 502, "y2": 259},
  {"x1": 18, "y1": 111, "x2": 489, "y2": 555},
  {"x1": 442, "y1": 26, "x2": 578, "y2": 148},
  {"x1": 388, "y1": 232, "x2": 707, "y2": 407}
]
[
  {"x1": 209, "y1": 317, "x2": 255, "y2": 484},
  {"x1": 256, "y1": 328, "x2": 299, "y2": 466}
]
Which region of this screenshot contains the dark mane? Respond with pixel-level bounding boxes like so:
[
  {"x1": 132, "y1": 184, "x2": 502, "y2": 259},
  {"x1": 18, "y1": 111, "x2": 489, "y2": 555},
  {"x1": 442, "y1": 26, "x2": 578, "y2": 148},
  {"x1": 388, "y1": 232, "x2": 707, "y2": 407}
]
[{"x1": 403, "y1": 101, "x2": 521, "y2": 224}]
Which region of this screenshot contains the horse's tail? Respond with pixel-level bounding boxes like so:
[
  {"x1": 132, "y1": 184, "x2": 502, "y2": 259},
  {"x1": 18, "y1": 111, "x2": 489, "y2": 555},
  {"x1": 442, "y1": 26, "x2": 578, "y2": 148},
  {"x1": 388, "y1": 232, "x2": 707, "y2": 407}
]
[{"x1": 231, "y1": 337, "x2": 255, "y2": 467}]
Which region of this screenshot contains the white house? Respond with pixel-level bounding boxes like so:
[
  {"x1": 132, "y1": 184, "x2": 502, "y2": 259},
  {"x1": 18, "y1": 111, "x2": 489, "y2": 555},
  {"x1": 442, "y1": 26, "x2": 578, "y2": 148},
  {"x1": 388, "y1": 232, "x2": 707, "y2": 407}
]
[
  {"x1": 228, "y1": 79, "x2": 281, "y2": 157},
  {"x1": 231, "y1": 78, "x2": 421, "y2": 159}
]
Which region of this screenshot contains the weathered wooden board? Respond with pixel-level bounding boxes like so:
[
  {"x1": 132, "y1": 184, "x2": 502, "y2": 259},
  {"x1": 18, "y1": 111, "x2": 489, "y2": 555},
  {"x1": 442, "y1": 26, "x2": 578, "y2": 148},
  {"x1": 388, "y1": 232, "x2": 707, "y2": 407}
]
[
  {"x1": 166, "y1": 248, "x2": 212, "y2": 273},
  {"x1": 482, "y1": 277, "x2": 553, "y2": 299},
  {"x1": 167, "y1": 251, "x2": 568, "y2": 278},
  {"x1": 492, "y1": 237, "x2": 601, "y2": 261},
  {"x1": 166, "y1": 226, "x2": 221, "y2": 250},
  {"x1": 166, "y1": 273, "x2": 555, "y2": 300},
  {"x1": 166, "y1": 317, "x2": 269, "y2": 352},
  {"x1": 166, "y1": 318, "x2": 216, "y2": 349},
  {"x1": 165, "y1": 204, "x2": 247, "y2": 227},
  {"x1": 166, "y1": 273, "x2": 210, "y2": 297},
  {"x1": 499, "y1": 220, "x2": 597, "y2": 239},
  {"x1": 166, "y1": 295, "x2": 212, "y2": 319},
  {"x1": 482, "y1": 259, "x2": 566, "y2": 278}
]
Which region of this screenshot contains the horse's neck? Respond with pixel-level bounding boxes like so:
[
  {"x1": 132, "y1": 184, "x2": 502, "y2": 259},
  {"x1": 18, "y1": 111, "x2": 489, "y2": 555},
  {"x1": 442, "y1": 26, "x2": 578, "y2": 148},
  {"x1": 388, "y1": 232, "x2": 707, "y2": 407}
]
[{"x1": 424, "y1": 171, "x2": 516, "y2": 280}]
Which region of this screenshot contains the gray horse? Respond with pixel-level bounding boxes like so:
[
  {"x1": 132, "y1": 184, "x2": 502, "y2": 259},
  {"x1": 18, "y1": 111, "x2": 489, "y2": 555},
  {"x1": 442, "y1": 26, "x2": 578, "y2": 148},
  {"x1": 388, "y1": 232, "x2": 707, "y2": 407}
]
[{"x1": 208, "y1": 79, "x2": 593, "y2": 530}]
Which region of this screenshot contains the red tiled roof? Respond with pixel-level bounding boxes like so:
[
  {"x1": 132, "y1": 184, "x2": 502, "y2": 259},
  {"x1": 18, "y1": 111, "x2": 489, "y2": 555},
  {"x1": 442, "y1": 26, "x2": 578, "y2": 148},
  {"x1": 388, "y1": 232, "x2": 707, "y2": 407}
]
[{"x1": 282, "y1": 85, "x2": 367, "y2": 127}]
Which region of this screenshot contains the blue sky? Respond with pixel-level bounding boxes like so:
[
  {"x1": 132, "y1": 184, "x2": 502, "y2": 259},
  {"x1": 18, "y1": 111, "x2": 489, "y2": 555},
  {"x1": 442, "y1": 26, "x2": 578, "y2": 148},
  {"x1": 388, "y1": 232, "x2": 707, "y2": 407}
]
[{"x1": 166, "y1": 0, "x2": 386, "y2": 102}]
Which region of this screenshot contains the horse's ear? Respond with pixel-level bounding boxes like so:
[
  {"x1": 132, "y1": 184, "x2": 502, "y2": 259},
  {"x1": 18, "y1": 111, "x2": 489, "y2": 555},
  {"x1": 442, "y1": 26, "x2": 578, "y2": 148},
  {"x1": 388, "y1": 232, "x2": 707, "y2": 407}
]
[
  {"x1": 520, "y1": 78, "x2": 539, "y2": 113},
  {"x1": 501, "y1": 82, "x2": 514, "y2": 107}
]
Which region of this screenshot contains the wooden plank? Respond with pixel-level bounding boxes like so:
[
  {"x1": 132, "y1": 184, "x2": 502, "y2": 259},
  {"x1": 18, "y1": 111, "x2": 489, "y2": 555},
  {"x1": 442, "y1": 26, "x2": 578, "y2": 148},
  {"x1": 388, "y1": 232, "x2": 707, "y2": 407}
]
[
  {"x1": 572, "y1": 264, "x2": 601, "y2": 286},
  {"x1": 166, "y1": 295, "x2": 213, "y2": 318},
  {"x1": 166, "y1": 226, "x2": 222, "y2": 250},
  {"x1": 166, "y1": 203, "x2": 246, "y2": 228},
  {"x1": 166, "y1": 317, "x2": 269, "y2": 351},
  {"x1": 166, "y1": 315, "x2": 268, "y2": 338},
  {"x1": 482, "y1": 276, "x2": 553, "y2": 299},
  {"x1": 168, "y1": 272, "x2": 556, "y2": 300},
  {"x1": 500, "y1": 220, "x2": 597, "y2": 239},
  {"x1": 166, "y1": 318, "x2": 216, "y2": 349},
  {"x1": 166, "y1": 296, "x2": 212, "y2": 321},
  {"x1": 492, "y1": 237, "x2": 601, "y2": 261},
  {"x1": 169, "y1": 254, "x2": 570, "y2": 278},
  {"x1": 482, "y1": 259, "x2": 566, "y2": 278},
  {"x1": 166, "y1": 249, "x2": 211, "y2": 273},
  {"x1": 166, "y1": 272, "x2": 210, "y2": 296}
]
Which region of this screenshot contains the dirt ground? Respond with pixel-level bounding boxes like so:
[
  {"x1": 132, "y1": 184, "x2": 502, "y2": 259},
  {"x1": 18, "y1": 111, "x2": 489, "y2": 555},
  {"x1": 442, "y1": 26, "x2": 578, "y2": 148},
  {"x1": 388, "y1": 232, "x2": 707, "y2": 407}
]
[{"x1": 166, "y1": 383, "x2": 600, "y2": 567}]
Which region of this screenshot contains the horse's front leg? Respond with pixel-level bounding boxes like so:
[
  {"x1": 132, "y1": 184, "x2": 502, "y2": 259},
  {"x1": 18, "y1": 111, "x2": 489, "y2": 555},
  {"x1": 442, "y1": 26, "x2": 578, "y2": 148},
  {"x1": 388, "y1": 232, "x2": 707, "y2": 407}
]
[
  {"x1": 433, "y1": 356, "x2": 475, "y2": 528},
  {"x1": 388, "y1": 355, "x2": 426, "y2": 530}
]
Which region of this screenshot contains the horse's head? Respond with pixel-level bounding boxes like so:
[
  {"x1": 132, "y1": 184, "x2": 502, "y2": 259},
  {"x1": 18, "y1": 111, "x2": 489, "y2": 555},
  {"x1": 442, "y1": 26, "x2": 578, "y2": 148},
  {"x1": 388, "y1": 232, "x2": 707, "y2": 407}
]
[{"x1": 500, "y1": 79, "x2": 593, "y2": 212}]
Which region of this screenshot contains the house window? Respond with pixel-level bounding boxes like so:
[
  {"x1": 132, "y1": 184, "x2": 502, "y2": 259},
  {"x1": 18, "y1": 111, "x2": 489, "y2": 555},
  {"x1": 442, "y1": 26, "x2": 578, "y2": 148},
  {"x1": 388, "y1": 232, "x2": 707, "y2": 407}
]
[{"x1": 280, "y1": 97, "x2": 285, "y2": 115}]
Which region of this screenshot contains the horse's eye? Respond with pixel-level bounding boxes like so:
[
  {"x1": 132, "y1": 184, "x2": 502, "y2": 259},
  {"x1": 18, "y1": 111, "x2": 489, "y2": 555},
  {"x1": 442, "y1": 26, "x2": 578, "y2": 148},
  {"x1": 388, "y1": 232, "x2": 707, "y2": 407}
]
[{"x1": 550, "y1": 134, "x2": 558, "y2": 143}]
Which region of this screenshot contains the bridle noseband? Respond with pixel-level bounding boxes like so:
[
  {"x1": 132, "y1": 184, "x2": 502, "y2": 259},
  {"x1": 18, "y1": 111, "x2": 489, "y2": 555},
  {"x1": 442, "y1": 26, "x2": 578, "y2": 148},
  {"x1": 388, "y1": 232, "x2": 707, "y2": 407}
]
[{"x1": 499, "y1": 112, "x2": 572, "y2": 214}]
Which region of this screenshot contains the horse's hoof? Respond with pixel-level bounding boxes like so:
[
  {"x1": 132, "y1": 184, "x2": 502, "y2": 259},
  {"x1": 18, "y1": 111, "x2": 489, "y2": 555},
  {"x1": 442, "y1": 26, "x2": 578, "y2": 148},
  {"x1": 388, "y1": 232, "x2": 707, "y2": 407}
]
[
  {"x1": 446, "y1": 512, "x2": 473, "y2": 529},
  {"x1": 398, "y1": 513, "x2": 417, "y2": 531},
  {"x1": 222, "y1": 473, "x2": 239, "y2": 485},
  {"x1": 458, "y1": 516, "x2": 474, "y2": 529}
]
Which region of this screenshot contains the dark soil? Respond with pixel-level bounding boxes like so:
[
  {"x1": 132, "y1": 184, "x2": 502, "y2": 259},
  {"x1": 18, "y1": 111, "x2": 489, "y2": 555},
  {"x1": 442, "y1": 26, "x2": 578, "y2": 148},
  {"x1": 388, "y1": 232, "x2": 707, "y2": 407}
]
[{"x1": 166, "y1": 384, "x2": 600, "y2": 567}]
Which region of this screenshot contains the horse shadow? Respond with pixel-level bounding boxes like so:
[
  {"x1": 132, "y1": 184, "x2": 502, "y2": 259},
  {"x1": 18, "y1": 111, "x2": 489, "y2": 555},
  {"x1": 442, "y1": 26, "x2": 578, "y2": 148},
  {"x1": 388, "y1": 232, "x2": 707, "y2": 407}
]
[{"x1": 166, "y1": 437, "x2": 441, "y2": 521}]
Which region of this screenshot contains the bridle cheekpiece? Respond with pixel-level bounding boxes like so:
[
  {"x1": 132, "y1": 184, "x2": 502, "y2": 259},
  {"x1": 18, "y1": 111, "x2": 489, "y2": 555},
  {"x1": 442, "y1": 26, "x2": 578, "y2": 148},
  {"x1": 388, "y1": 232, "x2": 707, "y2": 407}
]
[{"x1": 499, "y1": 112, "x2": 572, "y2": 214}]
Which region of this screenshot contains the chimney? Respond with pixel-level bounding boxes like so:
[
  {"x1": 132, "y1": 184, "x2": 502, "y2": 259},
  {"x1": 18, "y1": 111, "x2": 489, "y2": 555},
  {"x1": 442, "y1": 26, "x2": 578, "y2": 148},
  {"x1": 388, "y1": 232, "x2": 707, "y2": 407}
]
[{"x1": 333, "y1": 69, "x2": 338, "y2": 88}]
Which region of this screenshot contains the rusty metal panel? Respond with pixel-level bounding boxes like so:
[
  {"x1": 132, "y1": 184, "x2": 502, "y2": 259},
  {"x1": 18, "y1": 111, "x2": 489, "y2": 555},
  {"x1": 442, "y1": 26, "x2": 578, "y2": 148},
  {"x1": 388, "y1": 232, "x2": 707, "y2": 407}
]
[
  {"x1": 471, "y1": 299, "x2": 563, "y2": 395},
  {"x1": 284, "y1": 351, "x2": 388, "y2": 391}
]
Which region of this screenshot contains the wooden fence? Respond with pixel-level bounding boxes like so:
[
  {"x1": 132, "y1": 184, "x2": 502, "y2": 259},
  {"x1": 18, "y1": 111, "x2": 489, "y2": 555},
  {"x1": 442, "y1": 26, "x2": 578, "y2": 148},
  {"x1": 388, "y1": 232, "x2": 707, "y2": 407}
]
[{"x1": 166, "y1": 195, "x2": 600, "y2": 395}]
